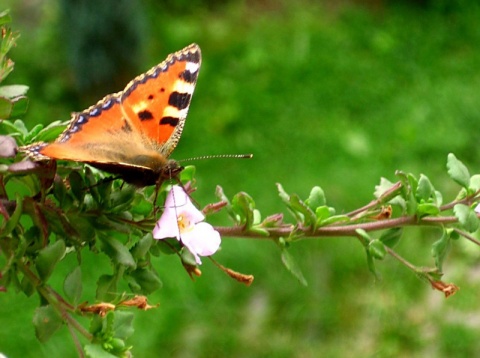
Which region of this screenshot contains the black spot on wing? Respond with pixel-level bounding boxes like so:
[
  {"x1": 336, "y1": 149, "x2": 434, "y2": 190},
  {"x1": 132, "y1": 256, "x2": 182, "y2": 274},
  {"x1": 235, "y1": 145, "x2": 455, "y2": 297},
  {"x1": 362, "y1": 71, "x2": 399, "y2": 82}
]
[
  {"x1": 138, "y1": 110, "x2": 154, "y2": 121},
  {"x1": 179, "y1": 69, "x2": 198, "y2": 83},
  {"x1": 168, "y1": 92, "x2": 191, "y2": 110},
  {"x1": 182, "y1": 50, "x2": 200, "y2": 64},
  {"x1": 160, "y1": 116, "x2": 179, "y2": 127}
]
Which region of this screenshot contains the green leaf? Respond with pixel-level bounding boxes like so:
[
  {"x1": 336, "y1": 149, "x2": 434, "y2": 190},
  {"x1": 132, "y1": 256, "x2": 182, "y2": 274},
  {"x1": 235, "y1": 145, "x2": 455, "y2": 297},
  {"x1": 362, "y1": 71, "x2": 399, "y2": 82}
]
[
  {"x1": 35, "y1": 240, "x2": 66, "y2": 281},
  {"x1": 109, "y1": 185, "x2": 136, "y2": 212},
  {"x1": 280, "y1": 248, "x2": 308, "y2": 286},
  {"x1": 10, "y1": 96, "x2": 28, "y2": 117},
  {"x1": 33, "y1": 305, "x2": 63, "y2": 343},
  {"x1": 179, "y1": 165, "x2": 195, "y2": 183},
  {"x1": 215, "y1": 185, "x2": 236, "y2": 221},
  {"x1": 416, "y1": 203, "x2": 440, "y2": 217},
  {"x1": 99, "y1": 236, "x2": 136, "y2": 268},
  {"x1": 416, "y1": 174, "x2": 433, "y2": 201},
  {"x1": 130, "y1": 233, "x2": 153, "y2": 260},
  {"x1": 355, "y1": 228, "x2": 371, "y2": 243},
  {"x1": 447, "y1": 153, "x2": 470, "y2": 188},
  {"x1": 96, "y1": 274, "x2": 118, "y2": 301},
  {"x1": 379, "y1": 228, "x2": 402, "y2": 248},
  {"x1": 32, "y1": 120, "x2": 67, "y2": 142},
  {"x1": 68, "y1": 214, "x2": 96, "y2": 242},
  {"x1": 0, "y1": 84, "x2": 29, "y2": 98},
  {"x1": 69, "y1": 170, "x2": 85, "y2": 203},
  {"x1": 13, "y1": 119, "x2": 28, "y2": 136},
  {"x1": 84, "y1": 344, "x2": 118, "y2": 358},
  {"x1": 368, "y1": 239, "x2": 387, "y2": 260},
  {"x1": 305, "y1": 186, "x2": 326, "y2": 210},
  {"x1": 315, "y1": 206, "x2": 332, "y2": 223},
  {"x1": 63, "y1": 266, "x2": 82, "y2": 305},
  {"x1": 320, "y1": 214, "x2": 350, "y2": 226},
  {"x1": 231, "y1": 192, "x2": 255, "y2": 227},
  {"x1": 453, "y1": 204, "x2": 479, "y2": 232},
  {"x1": 126, "y1": 268, "x2": 162, "y2": 294},
  {"x1": 469, "y1": 174, "x2": 480, "y2": 192},
  {"x1": 432, "y1": 230, "x2": 451, "y2": 272},
  {"x1": 0, "y1": 96, "x2": 11, "y2": 118},
  {"x1": 113, "y1": 311, "x2": 135, "y2": 340},
  {"x1": 365, "y1": 249, "x2": 379, "y2": 279},
  {"x1": 276, "y1": 184, "x2": 316, "y2": 226},
  {"x1": 0, "y1": 9, "x2": 12, "y2": 25},
  {"x1": 53, "y1": 176, "x2": 68, "y2": 207},
  {"x1": 0, "y1": 193, "x2": 23, "y2": 238}
]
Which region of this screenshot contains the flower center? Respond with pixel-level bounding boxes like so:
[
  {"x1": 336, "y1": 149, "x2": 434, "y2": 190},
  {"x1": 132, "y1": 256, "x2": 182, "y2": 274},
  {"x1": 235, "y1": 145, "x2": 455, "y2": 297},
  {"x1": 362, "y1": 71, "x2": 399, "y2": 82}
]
[{"x1": 177, "y1": 213, "x2": 192, "y2": 233}]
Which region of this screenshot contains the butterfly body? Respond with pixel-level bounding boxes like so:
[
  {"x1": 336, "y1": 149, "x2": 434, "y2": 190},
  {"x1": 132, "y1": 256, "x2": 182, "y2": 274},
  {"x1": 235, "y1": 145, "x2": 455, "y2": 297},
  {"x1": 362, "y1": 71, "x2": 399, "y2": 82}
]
[{"x1": 21, "y1": 44, "x2": 201, "y2": 186}]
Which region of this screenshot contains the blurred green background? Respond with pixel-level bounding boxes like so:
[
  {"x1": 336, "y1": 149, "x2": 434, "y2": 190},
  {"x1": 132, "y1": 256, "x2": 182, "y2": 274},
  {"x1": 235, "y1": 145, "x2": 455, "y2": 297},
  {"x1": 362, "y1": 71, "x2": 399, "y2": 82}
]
[{"x1": 3, "y1": 0, "x2": 480, "y2": 357}]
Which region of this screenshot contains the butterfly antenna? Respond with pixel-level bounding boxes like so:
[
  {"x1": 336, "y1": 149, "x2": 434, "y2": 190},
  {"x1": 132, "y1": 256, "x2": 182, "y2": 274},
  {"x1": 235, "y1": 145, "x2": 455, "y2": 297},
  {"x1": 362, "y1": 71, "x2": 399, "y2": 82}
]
[{"x1": 178, "y1": 153, "x2": 253, "y2": 163}]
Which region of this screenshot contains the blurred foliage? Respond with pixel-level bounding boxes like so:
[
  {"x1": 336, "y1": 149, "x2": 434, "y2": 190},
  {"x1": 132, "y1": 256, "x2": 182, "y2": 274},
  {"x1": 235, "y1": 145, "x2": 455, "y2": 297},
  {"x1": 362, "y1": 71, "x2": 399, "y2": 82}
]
[{"x1": 3, "y1": 0, "x2": 480, "y2": 357}]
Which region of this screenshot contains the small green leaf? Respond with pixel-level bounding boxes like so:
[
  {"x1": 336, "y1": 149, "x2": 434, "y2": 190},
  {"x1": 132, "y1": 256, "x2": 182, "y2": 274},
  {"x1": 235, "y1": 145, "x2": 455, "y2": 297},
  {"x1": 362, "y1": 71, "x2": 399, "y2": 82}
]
[
  {"x1": 0, "y1": 84, "x2": 29, "y2": 98},
  {"x1": 315, "y1": 206, "x2": 332, "y2": 223},
  {"x1": 53, "y1": 176, "x2": 68, "y2": 207},
  {"x1": 69, "y1": 170, "x2": 85, "y2": 202},
  {"x1": 179, "y1": 165, "x2": 195, "y2": 183},
  {"x1": 113, "y1": 311, "x2": 135, "y2": 340},
  {"x1": 84, "y1": 344, "x2": 118, "y2": 358},
  {"x1": 469, "y1": 175, "x2": 480, "y2": 191},
  {"x1": 33, "y1": 120, "x2": 67, "y2": 142},
  {"x1": 320, "y1": 214, "x2": 350, "y2": 226},
  {"x1": 416, "y1": 203, "x2": 440, "y2": 217},
  {"x1": 416, "y1": 174, "x2": 434, "y2": 201},
  {"x1": 355, "y1": 228, "x2": 371, "y2": 243},
  {"x1": 35, "y1": 240, "x2": 66, "y2": 281},
  {"x1": 130, "y1": 233, "x2": 153, "y2": 260},
  {"x1": 67, "y1": 214, "x2": 96, "y2": 241},
  {"x1": 396, "y1": 171, "x2": 418, "y2": 215},
  {"x1": 63, "y1": 266, "x2": 82, "y2": 305},
  {"x1": 10, "y1": 96, "x2": 29, "y2": 117},
  {"x1": 305, "y1": 186, "x2": 326, "y2": 210},
  {"x1": 433, "y1": 190, "x2": 443, "y2": 207},
  {"x1": 109, "y1": 185, "x2": 136, "y2": 211},
  {"x1": 379, "y1": 228, "x2": 402, "y2": 248},
  {"x1": 0, "y1": 193, "x2": 23, "y2": 238},
  {"x1": 13, "y1": 119, "x2": 28, "y2": 136},
  {"x1": 99, "y1": 236, "x2": 136, "y2": 268},
  {"x1": 33, "y1": 305, "x2": 63, "y2": 343},
  {"x1": 365, "y1": 249, "x2": 379, "y2": 279},
  {"x1": 0, "y1": 96, "x2": 12, "y2": 118},
  {"x1": 96, "y1": 274, "x2": 118, "y2": 301},
  {"x1": 453, "y1": 204, "x2": 479, "y2": 232},
  {"x1": 432, "y1": 230, "x2": 451, "y2": 272},
  {"x1": 231, "y1": 192, "x2": 255, "y2": 227},
  {"x1": 126, "y1": 268, "x2": 162, "y2": 294},
  {"x1": 368, "y1": 239, "x2": 387, "y2": 260},
  {"x1": 276, "y1": 184, "x2": 316, "y2": 226},
  {"x1": 280, "y1": 248, "x2": 308, "y2": 286},
  {"x1": 447, "y1": 153, "x2": 470, "y2": 188},
  {"x1": 0, "y1": 9, "x2": 12, "y2": 25}
]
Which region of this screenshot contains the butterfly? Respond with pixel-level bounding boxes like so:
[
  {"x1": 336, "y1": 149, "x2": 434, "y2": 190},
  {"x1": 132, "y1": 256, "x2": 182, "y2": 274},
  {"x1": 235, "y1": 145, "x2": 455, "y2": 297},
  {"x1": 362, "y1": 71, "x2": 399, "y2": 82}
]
[{"x1": 21, "y1": 43, "x2": 201, "y2": 187}]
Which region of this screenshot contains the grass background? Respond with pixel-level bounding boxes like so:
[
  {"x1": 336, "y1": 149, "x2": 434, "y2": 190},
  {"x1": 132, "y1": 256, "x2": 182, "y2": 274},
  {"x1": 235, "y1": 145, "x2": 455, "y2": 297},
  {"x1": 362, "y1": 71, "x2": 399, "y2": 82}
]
[{"x1": 3, "y1": 0, "x2": 480, "y2": 356}]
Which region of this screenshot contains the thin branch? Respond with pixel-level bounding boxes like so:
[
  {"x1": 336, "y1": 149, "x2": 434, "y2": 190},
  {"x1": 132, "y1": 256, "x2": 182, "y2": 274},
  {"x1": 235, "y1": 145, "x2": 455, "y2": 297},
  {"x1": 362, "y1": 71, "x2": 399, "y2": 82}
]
[{"x1": 453, "y1": 228, "x2": 480, "y2": 246}]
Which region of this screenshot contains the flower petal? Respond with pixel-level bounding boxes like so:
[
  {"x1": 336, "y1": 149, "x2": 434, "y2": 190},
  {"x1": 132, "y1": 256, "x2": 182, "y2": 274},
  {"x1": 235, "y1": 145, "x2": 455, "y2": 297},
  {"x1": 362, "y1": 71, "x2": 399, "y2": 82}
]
[
  {"x1": 153, "y1": 186, "x2": 205, "y2": 240},
  {"x1": 153, "y1": 208, "x2": 180, "y2": 239},
  {"x1": 181, "y1": 222, "x2": 221, "y2": 259},
  {"x1": 165, "y1": 186, "x2": 204, "y2": 223}
]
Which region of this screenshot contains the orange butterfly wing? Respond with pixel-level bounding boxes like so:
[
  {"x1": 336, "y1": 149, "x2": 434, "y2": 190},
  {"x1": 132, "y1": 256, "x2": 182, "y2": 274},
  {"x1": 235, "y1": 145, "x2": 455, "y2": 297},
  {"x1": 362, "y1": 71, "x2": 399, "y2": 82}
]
[{"x1": 22, "y1": 44, "x2": 201, "y2": 183}]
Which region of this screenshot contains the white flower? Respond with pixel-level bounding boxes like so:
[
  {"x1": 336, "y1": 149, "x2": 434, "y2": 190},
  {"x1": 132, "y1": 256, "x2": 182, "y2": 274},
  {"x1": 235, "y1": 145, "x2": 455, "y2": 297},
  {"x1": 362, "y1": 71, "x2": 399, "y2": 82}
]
[{"x1": 153, "y1": 186, "x2": 221, "y2": 264}]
